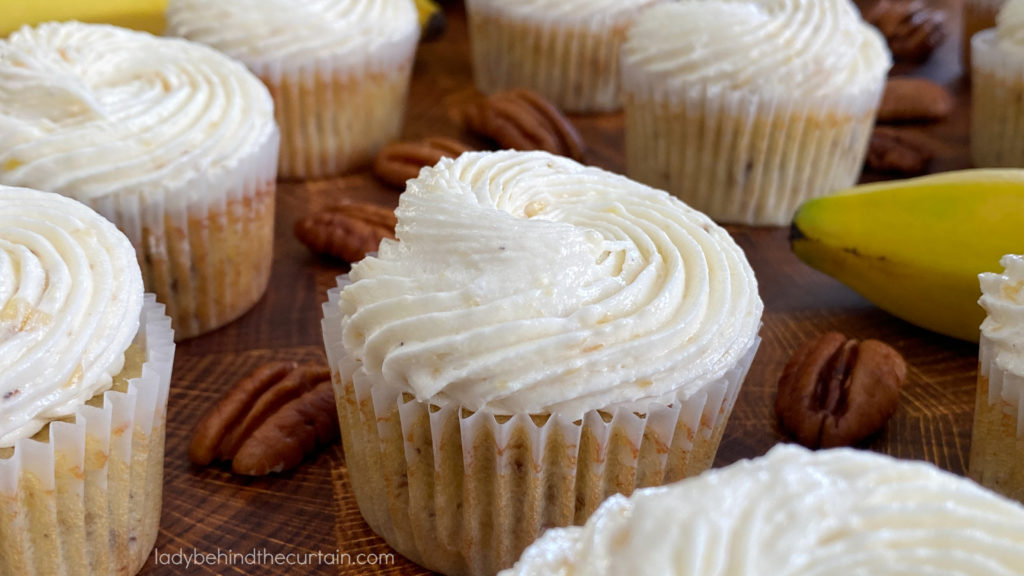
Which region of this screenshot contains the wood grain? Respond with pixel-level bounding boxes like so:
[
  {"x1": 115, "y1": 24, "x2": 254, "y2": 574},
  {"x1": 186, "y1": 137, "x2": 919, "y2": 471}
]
[{"x1": 143, "y1": 1, "x2": 977, "y2": 574}]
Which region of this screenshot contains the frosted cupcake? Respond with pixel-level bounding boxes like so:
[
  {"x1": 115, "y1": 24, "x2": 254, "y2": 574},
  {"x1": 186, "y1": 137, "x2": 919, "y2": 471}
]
[
  {"x1": 969, "y1": 254, "x2": 1024, "y2": 503},
  {"x1": 501, "y1": 444, "x2": 1024, "y2": 575},
  {"x1": 0, "y1": 185, "x2": 175, "y2": 576},
  {"x1": 166, "y1": 0, "x2": 420, "y2": 179},
  {"x1": 322, "y1": 150, "x2": 763, "y2": 576},
  {"x1": 465, "y1": 0, "x2": 663, "y2": 113},
  {"x1": 971, "y1": 0, "x2": 1024, "y2": 168},
  {"x1": 0, "y1": 22, "x2": 279, "y2": 340},
  {"x1": 965, "y1": 0, "x2": 1008, "y2": 69},
  {"x1": 620, "y1": 0, "x2": 891, "y2": 226}
]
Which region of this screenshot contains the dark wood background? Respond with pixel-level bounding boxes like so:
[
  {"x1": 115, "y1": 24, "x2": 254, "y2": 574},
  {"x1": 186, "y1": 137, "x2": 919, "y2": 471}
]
[{"x1": 142, "y1": 1, "x2": 979, "y2": 574}]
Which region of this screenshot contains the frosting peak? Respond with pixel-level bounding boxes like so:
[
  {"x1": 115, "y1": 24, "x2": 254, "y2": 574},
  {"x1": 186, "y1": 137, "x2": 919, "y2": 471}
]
[
  {"x1": 620, "y1": 0, "x2": 891, "y2": 107},
  {"x1": 0, "y1": 185, "x2": 143, "y2": 447},
  {"x1": 337, "y1": 151, "x2": 762, "y2": 417},
  {"x1": 0, "y1": 21, "x2": 276, "y2": 201},
  {"x1": 166, "y1": 0, "x2": 420, "y2": 74},
  {"x1": 980, "y1": 254, "x2": 1024, "y2": 377},
  {"x1": 501, "y1": 445, "x2": 1024, "y2": 576}
]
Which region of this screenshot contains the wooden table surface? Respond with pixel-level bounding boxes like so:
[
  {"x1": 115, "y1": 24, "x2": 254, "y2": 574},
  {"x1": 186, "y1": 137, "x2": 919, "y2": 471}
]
[{"x1": 141, "y1": 1, "x2": 980, "y2": 574}]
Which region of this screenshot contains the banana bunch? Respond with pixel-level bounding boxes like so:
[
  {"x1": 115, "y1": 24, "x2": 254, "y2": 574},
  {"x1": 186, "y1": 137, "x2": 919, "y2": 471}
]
[
  {"x1": 790, "y1": 170, "x2": 1024, "y2": 342},
  {"x1": 0, "y1": 0, "x2": 166, "y2": 37},
  {"x1": 415, "y1": 0, "x2": 446, "y2": 42}
]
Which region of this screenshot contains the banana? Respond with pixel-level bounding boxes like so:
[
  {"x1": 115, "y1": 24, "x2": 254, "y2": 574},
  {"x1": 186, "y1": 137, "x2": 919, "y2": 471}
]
[
  {"x1": 415, "y1": 0, "x2": 446, "y2": 42},
  {"x1": 790, "y1": 169, "x2": 1024, "y2": 342},
  {"x1": 0, "y1": 0, "x2": 166, "y2": 37}
]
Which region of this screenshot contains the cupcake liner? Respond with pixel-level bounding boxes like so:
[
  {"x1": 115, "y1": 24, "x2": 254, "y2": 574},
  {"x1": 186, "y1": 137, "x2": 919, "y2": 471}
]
[
  {"x1": 466, "y1": 2, "x2": 646, "y2": 113},
  {"x1": 971, "y1": 30, "x2": 1024, "y2": 168},
  {"x1": 622, "y1": 83, "x2": 882, "y2": 226},
  {"x1": 324, "y1": 279, "x2": 760, "y2": 576},
  {"x1": 251, "y1": 46, "x2": 418, "y2": 180},
  {"x1": 963, "y1": 0, "x2": 1005, "y2": 69},
  {"x1": 969, "y1": 331, "x2": 1024, "y2": 502},
  {"x1": 0, "y1": 295, "x2": 175, "y2": 576},
  {"x1": 87, "y1": 128, "x2": 279, "y2": 341}
]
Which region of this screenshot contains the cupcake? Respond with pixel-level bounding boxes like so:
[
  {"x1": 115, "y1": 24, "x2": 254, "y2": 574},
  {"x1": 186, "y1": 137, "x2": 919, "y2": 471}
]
[
  {"x1": 0, "y1": 22, "x2": 279, "y2": 340},
  {"x1": 322, "y1": 150, "x2": 763, "y2": 575},
  {"x1": 619, "y1": 0, "x2": 892, "y2": 226},
  {"x1": 965, "y1": 0, "x2": 1008, "y2": 69},
  {"x1": 464, "y1": 0, "x2": 663, "y2": 113},
  {"x1": 969, "y1": 254, "x2": 1024, "y2": 502},
  {"x1": 0, "y1": 185, "x2": 175, "y2": 576},
  {"x1": 166, "y1": 0, "x2": 420, "y2": 179},
  {"x1": 971, "y1": 1, "x2": 1024, "y2": 168},
  {"x1": 501, "y1": 444, "x2": 1024, "y2": 575}
]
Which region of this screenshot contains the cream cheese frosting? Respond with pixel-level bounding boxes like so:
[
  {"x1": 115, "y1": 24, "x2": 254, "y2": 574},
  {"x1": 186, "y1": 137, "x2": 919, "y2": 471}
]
[
  {"x1": 979, "y1": 255, "x2": 1024, "y2": 399},
  {"x1": 997, "y1": 0, "x2": 1024, "y2": 48},
  {"x1": 0, "y1": 185, "x2": 143, "y2": 448},
  {"x1": 0, "y1": 21, "x2": 276, "y2": 201},
  {"x1": 501, "y1": 444, "x2": 1024, "y2": 576},
  {"x1": 165, "y1": 0, "x2": 420, "y2": 75},
  {"x1": 336, "y1": 150, "x2": 762, "y2": 418},
  {"x1": 620, "y1": 0, "x2": 891, "y2": 106}
]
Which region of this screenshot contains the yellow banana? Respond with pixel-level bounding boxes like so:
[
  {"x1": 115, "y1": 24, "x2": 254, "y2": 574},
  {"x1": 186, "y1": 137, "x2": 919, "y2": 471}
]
[
  {"x1": 0, "y1": 0, "x2": 166, "y2": 37},
  {"x1": 790, "y1": 169, "x2": 1024, "y2": 342},
  {"x1": 415, "y1": 0, "x2": 445, "y2": 42}
]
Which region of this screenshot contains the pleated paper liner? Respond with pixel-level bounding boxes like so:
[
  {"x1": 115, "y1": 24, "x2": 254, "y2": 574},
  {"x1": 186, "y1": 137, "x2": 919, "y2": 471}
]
[
  {"x1": 969, "y1": 329, "x2": 1024, "y2": 503},
  {"x1": 970, "y1": 29, "x2": 1024, "y2": 168},
  {"x1": 324, "y1": 280, "x2": 759, "y2": 576},
  {"x1": 622, "y1": 83, "x2": 882, "y2": 226},
  {"x1": 87, "y1": 127, "x2": 279, "y2": 341},
  {"x1": 465, "y1": 1, "x2": 648, "y2": 113},
  {"x1": 0, "y1": 296, "x2": 175, "y2": 576}
]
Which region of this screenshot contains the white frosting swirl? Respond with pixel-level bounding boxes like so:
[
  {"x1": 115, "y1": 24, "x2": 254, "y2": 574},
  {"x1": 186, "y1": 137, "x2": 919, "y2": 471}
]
[
  {"x1": 980, "y1": 254, "x2": 1024, "y2": 378},
  {"x1": 501, "y1": 445, "x2": 1024, "y2": 576},
  {"x1": 0, "y1": 185, "x2": 143, "y2": 448},
  {"x1": 466, "y1": 0, "x2": 661, "y2": 23},
  {"x1": 165, "y1": 0, "x2": 420, "y2": 75},
  {"x1": 620, "y1": 0, "x2": 891, "y2": 105},
  {"x1": 997, "y1": 0, "x2": 1024, "y2": 49},
  {"x1": 337, "y1": 151, "x2": 762, "y2": 417},
  {"x1": 0, "y1": 22, "x2": 276, "y2": 200}
]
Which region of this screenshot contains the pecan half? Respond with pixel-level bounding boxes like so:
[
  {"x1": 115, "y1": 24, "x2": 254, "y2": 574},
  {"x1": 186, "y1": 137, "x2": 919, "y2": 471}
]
[
  {"x1": 878, "y1": 77, "x2": 953, "y2": 124},
  {"x1": 863, "y1": 0, "x2": 948, "y2": 64},
  {"x1": 865, "y1": 126, "x2": 934, "y2": 176},
  {"x1": 189, "y1": 361, "x2": 338, "y2": 475},
  {"x1": 464, "y1": 89, "x2": 585, "y2": 161},
  {"x1": 775, "y1": 332, "x2": 906, "y2": 449},
  {"x1": 372, "y1": 136, "x2": 472, "y2": 189},
  {"x1": 294, "y1": 201, "x2": 396, "y2": 263}
]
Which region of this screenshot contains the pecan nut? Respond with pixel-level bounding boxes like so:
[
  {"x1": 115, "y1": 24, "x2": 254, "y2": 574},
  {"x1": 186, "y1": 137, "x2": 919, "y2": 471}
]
[
  {"x1": 463, "y1": 89, "x2": 585, "y2": 161},
  {"x1": 878, "y1": 77, "x2": 953, "y2": 124},
  {"x1": 863, "y1": 0, "x2": 948, "y2": 64},
  {"x1": 865, "y1": 126, "x2": 934, "y2": 175},
  {"x1": 775, "y1": 332, "x2": 906, "y2": 449},
  {"x1": 189, "y1": 361, "x2": 338, "y2": 475},
  {"x1": 294, "y1": 201, "x2": 396, "y2": 263},
  {"x1": 372, "y1": 136, "x2": 472, "y2": 189}
]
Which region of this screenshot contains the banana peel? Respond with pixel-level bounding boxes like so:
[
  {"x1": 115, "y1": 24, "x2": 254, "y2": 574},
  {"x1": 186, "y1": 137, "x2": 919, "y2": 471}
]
[
  {"x1": 790, "y1": 169, "x2": 1024, "y2": 342},
  {"x1": 415, "y1": 0, "x2": 445, "y2": 42},
  {"x1": 0, "y1": 0, "x2": 167, "y2": 37}
]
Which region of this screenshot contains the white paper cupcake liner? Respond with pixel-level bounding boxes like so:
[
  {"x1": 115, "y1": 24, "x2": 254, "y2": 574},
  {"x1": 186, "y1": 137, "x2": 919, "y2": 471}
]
[
  {"x1": 323, "y1": 278, "x2": 760, "y2": 576},
  {"x1": 971, "y1": 30, "x2": 1024, "y2": 168},
  {"x1": 249, "y1": 43, "x2": 418, "y2": 179},
  {"x1": 0, "y1": 295, "x2": 175, "y2": 576},
  {"x1": 86, "y1": 128, "x2": 279, "y2": 341},
  {"x1": 465, "y1": 2, "x2": 649, "y2": 113},
  {"x1": 969, "y1": 331, "x2": 1024, "y2": 503},
  {"x1": 622, "y1": 83, "x2": 882, "y2": 226}
]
